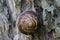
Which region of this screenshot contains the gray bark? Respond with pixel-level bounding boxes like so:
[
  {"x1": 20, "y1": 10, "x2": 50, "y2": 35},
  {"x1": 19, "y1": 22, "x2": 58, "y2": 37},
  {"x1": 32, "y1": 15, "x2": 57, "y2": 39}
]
[{"x1": 0, "y1": 0, "x2": 60, "y2": 40}]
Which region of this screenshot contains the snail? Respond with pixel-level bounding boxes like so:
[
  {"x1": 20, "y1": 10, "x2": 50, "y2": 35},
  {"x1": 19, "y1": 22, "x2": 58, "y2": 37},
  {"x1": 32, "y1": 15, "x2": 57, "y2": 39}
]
[{"x1": 17, "y1": 11, "x2": 40, "y2": 35}]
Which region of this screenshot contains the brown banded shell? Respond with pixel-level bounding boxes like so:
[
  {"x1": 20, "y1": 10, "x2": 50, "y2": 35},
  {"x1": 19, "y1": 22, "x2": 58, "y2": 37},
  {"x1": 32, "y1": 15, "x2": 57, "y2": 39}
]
[{"x1": 17, "y1": 11, "x2": 39, "y2": 34}]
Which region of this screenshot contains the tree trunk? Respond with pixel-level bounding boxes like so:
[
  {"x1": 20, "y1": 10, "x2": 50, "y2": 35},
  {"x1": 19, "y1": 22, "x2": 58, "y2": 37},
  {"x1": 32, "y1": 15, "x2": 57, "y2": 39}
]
[{"x1": 0, "y1": 0, "x2": 60, "y2": 40}]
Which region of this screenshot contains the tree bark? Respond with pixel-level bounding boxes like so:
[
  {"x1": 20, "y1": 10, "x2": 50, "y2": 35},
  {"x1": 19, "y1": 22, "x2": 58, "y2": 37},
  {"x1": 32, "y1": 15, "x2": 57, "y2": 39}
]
[{"x1": 0, "y1": 0, "x2": 60, "y2": 40}]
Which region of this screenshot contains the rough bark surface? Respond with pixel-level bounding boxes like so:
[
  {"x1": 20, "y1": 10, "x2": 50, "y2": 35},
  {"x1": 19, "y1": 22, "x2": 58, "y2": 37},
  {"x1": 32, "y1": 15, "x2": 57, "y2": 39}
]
[{"x1": 0, "y1": 0, "x2": 60, "y2": 40}]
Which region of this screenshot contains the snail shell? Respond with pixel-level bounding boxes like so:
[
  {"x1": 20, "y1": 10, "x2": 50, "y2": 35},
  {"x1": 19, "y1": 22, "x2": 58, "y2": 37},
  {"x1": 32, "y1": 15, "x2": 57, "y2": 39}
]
[{"x1": 17, "y1": 11, "x2": 39, "y2": 34}]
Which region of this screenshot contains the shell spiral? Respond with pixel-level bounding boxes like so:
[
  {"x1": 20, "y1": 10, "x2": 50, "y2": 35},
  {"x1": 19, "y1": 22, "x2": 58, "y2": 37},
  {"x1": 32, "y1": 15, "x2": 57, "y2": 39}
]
[{"x1": 17, "y1": 11, "x2": 39, "y2": 34}]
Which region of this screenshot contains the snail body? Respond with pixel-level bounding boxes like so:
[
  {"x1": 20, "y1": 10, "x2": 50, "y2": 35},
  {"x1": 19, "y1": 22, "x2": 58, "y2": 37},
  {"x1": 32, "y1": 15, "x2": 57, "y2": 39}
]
[{"x1": 17, "y1": 11, "x2": 39, "y2": 34}]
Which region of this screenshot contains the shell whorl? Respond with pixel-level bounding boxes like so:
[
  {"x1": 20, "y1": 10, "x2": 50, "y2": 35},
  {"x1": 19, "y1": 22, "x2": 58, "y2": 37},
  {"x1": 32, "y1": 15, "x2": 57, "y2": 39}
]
[{"x1": 17, "y1": 11, "x2": 39, "y2": 34}]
